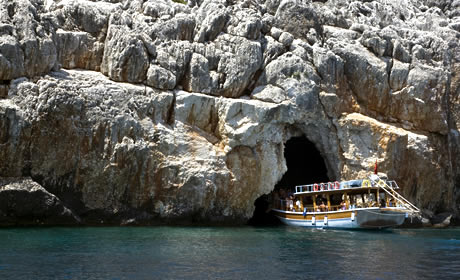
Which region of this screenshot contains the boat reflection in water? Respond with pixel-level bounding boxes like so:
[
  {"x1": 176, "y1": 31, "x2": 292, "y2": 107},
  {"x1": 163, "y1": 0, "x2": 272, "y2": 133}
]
[{"x1": 272, "y1": 175, "x2": 420, "y2": 229}]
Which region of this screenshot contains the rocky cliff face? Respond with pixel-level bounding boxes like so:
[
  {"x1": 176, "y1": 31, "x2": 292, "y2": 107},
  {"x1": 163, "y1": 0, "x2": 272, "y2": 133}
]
[{"x1": 0, "y1": 0, "x2": 459, "y2": 225}]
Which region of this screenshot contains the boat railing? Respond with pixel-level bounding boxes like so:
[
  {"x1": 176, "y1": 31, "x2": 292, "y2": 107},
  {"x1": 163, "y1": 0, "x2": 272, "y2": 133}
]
[
  {"x1": 295, "y1": 179, "x2": 399, "y2": 194},
  {"x1": 369, "y1": 175, "x2": 420, "y2": 214},
  {"x1": 275, "y1": 200, "x2": 381, "y2": 212}
]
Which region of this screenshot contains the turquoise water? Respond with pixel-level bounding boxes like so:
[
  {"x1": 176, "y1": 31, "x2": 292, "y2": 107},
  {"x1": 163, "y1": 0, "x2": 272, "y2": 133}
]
[{"x1": 0, "y1": 226, "x2": 459, "y2": 280}]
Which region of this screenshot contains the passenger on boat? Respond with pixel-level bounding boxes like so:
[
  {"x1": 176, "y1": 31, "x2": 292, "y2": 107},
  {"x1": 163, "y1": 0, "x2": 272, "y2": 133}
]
[
  {"x1": 319, "y1": 201, "x2": 327, "y2": 212},
  {"x1": 295, "y1": 199, "x2": 301, "y2": 211},
  {"x1": 349, "y1": 196, "x2": 356, "y2": 209},
  {"x1": 363, "y1": 194, "x2": 370, "y2": 206},
  {"x1": 340, "y1": 200, "x2": 347, "y2": 210},
  {"x1": 356, "y1": 195, "x2": 365, "y2": 208},
  {"x1": 289, "y1": 196, "x2": 294, "y2": 211}
]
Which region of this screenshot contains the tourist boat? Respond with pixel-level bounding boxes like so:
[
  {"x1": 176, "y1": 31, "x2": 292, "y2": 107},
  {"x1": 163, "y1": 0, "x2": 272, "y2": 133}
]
[{"x1": 272, "y1": 175, "x2": 420, "y2": 229}]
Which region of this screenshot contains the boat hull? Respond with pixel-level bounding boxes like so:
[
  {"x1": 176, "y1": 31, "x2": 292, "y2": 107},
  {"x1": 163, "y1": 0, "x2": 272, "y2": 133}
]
[{"x1": 272, "y1": 208, "x2": 407, "y2": 229}]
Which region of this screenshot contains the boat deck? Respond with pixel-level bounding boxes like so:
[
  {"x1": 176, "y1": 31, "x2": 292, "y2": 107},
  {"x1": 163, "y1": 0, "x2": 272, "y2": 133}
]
[{"x1": 271, "y1": 175, "x2": 418, "y2": 229}]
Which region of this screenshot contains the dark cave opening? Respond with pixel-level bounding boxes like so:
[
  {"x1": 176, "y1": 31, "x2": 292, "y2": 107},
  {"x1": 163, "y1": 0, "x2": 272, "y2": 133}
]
[{"x1": 248, "y1": 136, "x2": 330, "y2": 226}]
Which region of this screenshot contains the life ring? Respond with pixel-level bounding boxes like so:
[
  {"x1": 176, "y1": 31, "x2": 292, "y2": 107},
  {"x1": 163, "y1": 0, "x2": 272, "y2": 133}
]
[
  {"x1": 362, "y1": 179, "x2": 371, "y2": 188},
  {"x1": 320, "y1": 183, "x2": 325, "y2": 191},
  {"x1": 334, "y1": 181, "x2": 340, "y2": 189},
  {"x1": 313, "y1": 184, "x2": 319, "y2": 191}
]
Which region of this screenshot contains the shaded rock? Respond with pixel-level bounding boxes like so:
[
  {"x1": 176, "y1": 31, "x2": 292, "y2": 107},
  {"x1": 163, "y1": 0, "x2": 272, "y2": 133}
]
[
  {"x1": 154, "y1": 41, "x2": 193, "y2": 85},
  {"x1": 183, "y1": 53, "x2": 214, "y2": 94},
  {"x1": 53, "y1": 0, "x2": 116, "y2": 36},
  {"x1": 335, "y1": 43, "x2": 390, "y2": 112},
  {"x1": 251, "y1": 85, "x2": 286, "y2": 104},
  {"x1": 0, "y1": 83, "x2": 8, "y2": 99},
  {"x1": 149, "y1": 13, "x2": 196, "y2": 41},
  {"x1": 226, "y1": 8, "x2": 262, "y2": 40},
  {"x1": 313, "y1": 47, "x2": 345, "y2": 93},
  {"x1": 392, "y1": 40, "x2": 412, "y2": 63},
  {"x1": 359, "y1": 30, "x2": 393, "y2": 57},
  {"x1": 261, "y1": 35, "x2": 284, "y2": 67},
  {"x1": 193, "y1": 0, "x2": 229, "y2": 42},
  {"x1": 0, "y1": 177, "x2": 80, "y2": 226},
  {"x1": 214, "y1": 34, "x2": 263, "y2": 98},
  {"x1": 279, "y1": 31, "x2": 294, "y2": 47},
  {"x1": 145, "y1": 64, "x2": 176, "y2": 90},
  {"x1": 274, "y1": 0, "x2": 323, "y2": 41},
  {"x1": 56, "y1": 30, "x2": 104, "y2": 71},
  {"x1": 0, "y1": 36, "x2": 25, "y2": 80},
  {"x1": 389, "y1": 60, "x2": 409, "y2": 91},
  {"x1": 431, "y1": 212, "x2": 453, "y2": 228},
  {"x1": 101, "y1": 25, "x2": 149, "y2": 83}
]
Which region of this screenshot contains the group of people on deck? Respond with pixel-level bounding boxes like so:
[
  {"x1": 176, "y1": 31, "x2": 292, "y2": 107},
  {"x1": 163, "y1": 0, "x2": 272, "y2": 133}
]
[{"x1": 274, "y1": 188, "x2": 397, "y2": 212}]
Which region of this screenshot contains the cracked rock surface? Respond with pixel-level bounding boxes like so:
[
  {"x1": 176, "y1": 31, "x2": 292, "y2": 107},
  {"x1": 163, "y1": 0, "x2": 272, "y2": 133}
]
[{"x1": 0, "y1": 0, "x2": 459, "y2": 225}]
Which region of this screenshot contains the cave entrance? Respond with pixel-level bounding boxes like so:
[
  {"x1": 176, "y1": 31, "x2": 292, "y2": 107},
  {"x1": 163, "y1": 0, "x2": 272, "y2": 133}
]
[{"x1": 249, "y1": 136, "x2": 330, "y2": 226}]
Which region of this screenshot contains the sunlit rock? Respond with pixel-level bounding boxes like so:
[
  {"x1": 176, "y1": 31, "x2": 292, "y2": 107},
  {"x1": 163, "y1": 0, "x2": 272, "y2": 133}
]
[{"x1": 0, "y1": 0, "x2": 459, "y2": 225}]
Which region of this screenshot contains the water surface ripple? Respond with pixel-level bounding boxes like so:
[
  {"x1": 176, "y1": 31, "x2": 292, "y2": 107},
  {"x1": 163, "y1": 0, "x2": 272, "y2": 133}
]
[{"x1": 0, "y1": 226, "x2": 459, "y2": 280}]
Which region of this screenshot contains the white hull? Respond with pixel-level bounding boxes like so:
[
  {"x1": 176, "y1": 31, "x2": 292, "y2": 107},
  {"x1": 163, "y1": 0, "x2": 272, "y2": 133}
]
[
  {"x1": 273, "y1": 207, "x2": 407, "y2": 229},
  {"x1": 277, "y1": 216, "x2": 360, "y2": 229}
]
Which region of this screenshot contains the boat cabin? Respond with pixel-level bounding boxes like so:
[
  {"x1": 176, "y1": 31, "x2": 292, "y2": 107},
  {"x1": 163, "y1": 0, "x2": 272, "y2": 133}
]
[
  {"x1": 275, "y1": 179, "x2": 401, "y2": 213},
  {"x1": 271, "y1": 175, "x2": 420, "y2": 229}
]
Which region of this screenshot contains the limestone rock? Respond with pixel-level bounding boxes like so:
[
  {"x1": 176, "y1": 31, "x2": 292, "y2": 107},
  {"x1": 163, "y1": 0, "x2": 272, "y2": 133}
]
[
  {"x1": 261, "y1": 35, "x2": 285, "y2": 67},
  {"x1": 226, "y1": 9, "x2": 262, "y2": 40},
  {"x1": 193, "y1": 0, "x2": 229, "y2": 42},
  {"x1": 274, "y1": 0, "x2": 323, "y2": 41},
  {"x1": 359, "y1": 30, "x2": 393, "y2": 57},
  {"x1": 0, "y1": 0, "x2": 58, "y2": 80},
  {"x1": 0, "y1": 177, "x2": 80, "y2": 226},
  {"x1": 145, "y1": 64, "x2": 176, "y2": 90},
  {"x1": 101, "y1": 25, "x2": 149, "y2": 83},
  {"x1": 335, "y1": 43, "x2": 391, "y2": 113},
  {"x1": 154, "y1": 41, "x2": 193, "y2": 86},
  {"x1": 52, "y1": 0, "x2": 116, "y2": 35},
  {"x1": 56, "y1": 30, "x2": 104, "y2": 71},
  {"x1": 257, "y1": 52, "x2": 321, "y2": 110},
  {"x1": 0, "y1": 35, "x2": 25, "y2": 80},
  {"x1": 148, "y1": 13, "x2": 196, "y2": 41},
  {"x1": 389, "y1": 60, "x2": 409, "y2": 91},
  {"x1": 0, "y1": 0, "x2": 459, "y2": 226},
  {"x1": 431, "y1": 213, "x2": 452, "y2": 228},
  {"x1": 278, "y1": 31, "x2": 294, "y2": 47},
  {"x1": 214, "y1": 34, "x2": 263, "y2": 98},
  {"x1": 183, "y1": 53, "x2": 214, "y2": 94},
  {"x1": 251, "y1": 85, "x2": 286, "y2": 104}
]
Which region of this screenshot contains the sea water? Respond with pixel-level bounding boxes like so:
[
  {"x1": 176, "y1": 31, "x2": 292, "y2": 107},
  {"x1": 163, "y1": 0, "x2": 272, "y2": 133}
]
[{"x1": 0, "y1": 226, "x2": 459, "y2": 280}]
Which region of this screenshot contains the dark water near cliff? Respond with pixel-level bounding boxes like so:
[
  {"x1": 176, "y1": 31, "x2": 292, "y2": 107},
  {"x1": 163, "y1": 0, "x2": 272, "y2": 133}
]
[{"x1": 0, "y1": 226, "x2": 459, "y2": 280}]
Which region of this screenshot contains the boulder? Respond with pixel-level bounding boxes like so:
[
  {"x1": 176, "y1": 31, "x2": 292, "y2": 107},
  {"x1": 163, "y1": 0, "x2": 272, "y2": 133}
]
[
  {"x1": 0, "y1": 177, "x2": 80, "y2": 226},
  {"x1": 101, "y1": 25, "x2": 149, "y2": 83}
]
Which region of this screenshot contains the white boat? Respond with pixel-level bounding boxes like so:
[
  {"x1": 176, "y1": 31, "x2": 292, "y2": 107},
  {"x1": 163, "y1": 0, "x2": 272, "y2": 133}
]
[{"x1": 272, "y1": 175, "x2": 420, "y2": 229}]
